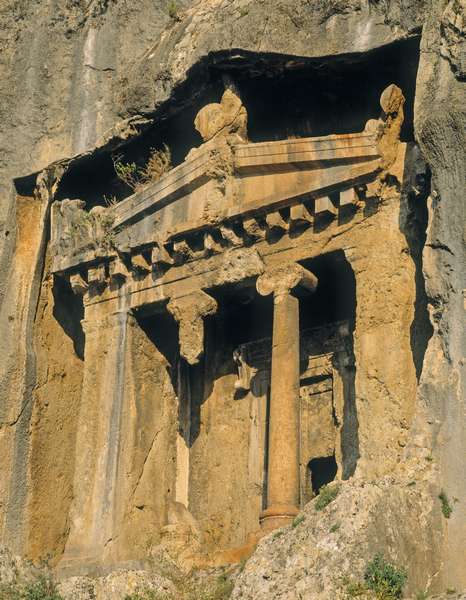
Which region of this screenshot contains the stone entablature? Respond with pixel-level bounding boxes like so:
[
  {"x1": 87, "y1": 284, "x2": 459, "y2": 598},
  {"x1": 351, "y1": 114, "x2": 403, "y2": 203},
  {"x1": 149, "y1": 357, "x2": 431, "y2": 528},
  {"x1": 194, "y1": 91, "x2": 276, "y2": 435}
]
[{"x1": 50, "y1": 84, "x2": 405, "y2": 313}]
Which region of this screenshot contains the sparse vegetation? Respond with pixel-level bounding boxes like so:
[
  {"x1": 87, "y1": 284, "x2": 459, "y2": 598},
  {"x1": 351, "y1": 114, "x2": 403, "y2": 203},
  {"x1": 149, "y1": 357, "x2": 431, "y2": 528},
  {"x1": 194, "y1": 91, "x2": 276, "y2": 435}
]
[
  {"x1": 343, "y1": 554, "x2": 407, "y2": 600},
  {"x1": 124, "y1": 591, "x2": 170, "y2": 600},
  {"x1": 415, "y1": 591, "x2": 429, "y2": 600},
  {"x1": 112, "y1": 145, "x2": 172, "y2": 192},
  {"x1": 315, "y1": 483, "x2": 340, "y2": 511},
  {"x1": 272, "y1": 530, "x2": 284, "y2": 540},
  {"x1": 439, "y1": 490, "x2": 453, "y2": 518},
  {"x1": 104, "y1": 194, "x2": 119, "y2": 208},
  {"x1": 344, "y1": 579, "x2": 367, "y2": 597},
  {"x1": 167, "y1": 1, "x2": 181, "y2": 21},
  {"x1": 0, "y1": 575, "x2": 64, "y2": 600},
  {"x1": 330, "y1": 521, "x2": 340, "y2": 533},
  {"x1": 123, "y1": 568, "x2": 234, "y2": 600},
  {"x1": 363, "y1": 553, "x2": 407, "y2": 599},
  {"x1": 292, "y1": 514, "x2": 305, "y2": 528}
]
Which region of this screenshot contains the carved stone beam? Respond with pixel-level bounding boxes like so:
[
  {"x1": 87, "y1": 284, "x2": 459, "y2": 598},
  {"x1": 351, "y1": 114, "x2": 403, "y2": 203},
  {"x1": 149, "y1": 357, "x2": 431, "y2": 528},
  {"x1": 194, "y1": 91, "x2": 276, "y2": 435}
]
[
  {"x1": 243, "y1": 216, "x2": 265, "y2": 241},
  {"x1": 203, "y1": 231, "x2": 223, "y2": 254},
  {"x1": 109, "y1": 258, "x2": 129, "y2": 284},
  {"x1": 266, "y1": 211, "x2": 288, "y2": 234},
  {"x1": 151, "y1": 242, "x2": 174, "y2": 269},
  {"x1": 172, "y1": 239, "x2": 195, "y2": 264},
  {"x1": 314, "y1": 196, "x2": 337, "y2": 218},
  {"x1": 289, "y1": 204, "x2": 312, "y2": 228},
  {"x1": 219, "y1": 224, "x2": 242, "y2": 247},
  {"x1": 256, "y1": 263, "x2": 318, "y2": 531},
  {"x1": 131, "y1": 253, "x2": 151, "y2": 273},
  {"x1": 87, "y1": 263, "x2": 106, "y2": 292},
  {"x1": 167, "y1": 291, "x2": 218, "y2": 365},
  {"x1": 69, "y1": 272, "x2": 88, "y2": 296},
  {"x1": 339, "y1": 188, "x2": 358, "y2": 207}
]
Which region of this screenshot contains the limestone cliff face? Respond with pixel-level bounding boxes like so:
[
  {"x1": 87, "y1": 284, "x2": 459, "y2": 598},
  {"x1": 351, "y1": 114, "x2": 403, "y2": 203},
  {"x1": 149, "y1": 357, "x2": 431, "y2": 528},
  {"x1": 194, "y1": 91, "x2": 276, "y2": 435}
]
[{"x1": 0, "y1": 0, "x2": 464, "y2": 598}]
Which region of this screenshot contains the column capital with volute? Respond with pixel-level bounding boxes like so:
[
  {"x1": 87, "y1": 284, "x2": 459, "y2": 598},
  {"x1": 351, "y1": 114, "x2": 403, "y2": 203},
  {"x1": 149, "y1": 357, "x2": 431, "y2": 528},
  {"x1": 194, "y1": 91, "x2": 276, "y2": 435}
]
[{"x1": 256, "y1": 263, "x2": 318, "y2": 300}]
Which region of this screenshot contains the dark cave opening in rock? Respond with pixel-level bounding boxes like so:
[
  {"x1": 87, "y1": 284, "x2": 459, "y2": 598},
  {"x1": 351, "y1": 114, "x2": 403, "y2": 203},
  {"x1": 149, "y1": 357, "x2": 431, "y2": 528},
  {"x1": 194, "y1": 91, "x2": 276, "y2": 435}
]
[
  {"x1": 308, "y1": 455, "x2": 338, "y2": 495},
  {"x1": 50, "y1": 37, "x2": 420, "y2": 212}
]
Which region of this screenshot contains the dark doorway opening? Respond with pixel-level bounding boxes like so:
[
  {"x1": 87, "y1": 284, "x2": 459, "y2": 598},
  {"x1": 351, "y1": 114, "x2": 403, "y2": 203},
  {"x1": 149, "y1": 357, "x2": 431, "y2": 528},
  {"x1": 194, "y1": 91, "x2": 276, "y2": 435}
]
[{"x1": 308, "y1": 455, "x2": 338, "y2": 495}]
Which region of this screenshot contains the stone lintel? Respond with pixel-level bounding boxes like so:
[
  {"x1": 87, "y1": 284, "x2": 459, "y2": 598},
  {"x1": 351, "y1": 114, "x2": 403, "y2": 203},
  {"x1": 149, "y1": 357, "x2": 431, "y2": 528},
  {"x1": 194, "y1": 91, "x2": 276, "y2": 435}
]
[
  {"x1": 256, "y1": 263, "x2": 318, "y2": 300},
  {"x1": 167, "y1": 290, "x2": 218, "y2": 365}
]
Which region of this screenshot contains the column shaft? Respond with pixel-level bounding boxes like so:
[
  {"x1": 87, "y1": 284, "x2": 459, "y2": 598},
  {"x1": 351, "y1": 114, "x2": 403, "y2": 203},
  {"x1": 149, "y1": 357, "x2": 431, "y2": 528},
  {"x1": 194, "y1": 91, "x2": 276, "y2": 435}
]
[
  {"x1": 256, "y1": 262, "x2": 317, "y2": 531},
  {"x1": 261, "y1": 291, "x2": 301, "y2": 529}
]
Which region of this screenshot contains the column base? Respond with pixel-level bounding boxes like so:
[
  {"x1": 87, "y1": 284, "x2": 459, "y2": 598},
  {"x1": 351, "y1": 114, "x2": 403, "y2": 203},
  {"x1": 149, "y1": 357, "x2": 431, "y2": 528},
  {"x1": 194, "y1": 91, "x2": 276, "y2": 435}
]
[{"x1": 259, "y1": 504, "x2": 300, "y2": 533}]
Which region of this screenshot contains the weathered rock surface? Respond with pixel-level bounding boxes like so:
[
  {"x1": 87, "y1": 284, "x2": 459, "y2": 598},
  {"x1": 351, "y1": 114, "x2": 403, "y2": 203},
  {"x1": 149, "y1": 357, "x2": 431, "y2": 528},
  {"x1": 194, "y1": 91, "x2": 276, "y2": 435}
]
[{"x1": 0, "y1": 0, "x2": 464, "y2": 597}]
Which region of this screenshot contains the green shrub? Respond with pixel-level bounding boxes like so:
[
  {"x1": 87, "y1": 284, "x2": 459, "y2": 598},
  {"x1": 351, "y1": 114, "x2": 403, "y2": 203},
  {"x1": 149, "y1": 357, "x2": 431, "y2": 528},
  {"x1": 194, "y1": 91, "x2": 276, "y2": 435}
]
[
  {"x1": 344, "y1": 580, "x2": 367, "y2": 597},
  {"x1": 112, "y1": 145, "x2": 172, "y2": 192},
  {"x1": 439, "y1": 490, "x2": 453, "y2": 518},
  {"x1": 315, "y1": 483, "x2": 340, "y2": 511},
  {"x1": 329, "y1": 521, "x2": 340, "y2": 533},
  {"x1": 0, "y1": 575, "x2": 64, "y2": 600},
  {"x1": 291, "y1": 514, "x2": 305, "y2": 528},
  {"x1": 363, "y1": 553, "x2": 407, "y2": 599},
  {"x1": 167, "y1": 1, "x2": 180, "y2": 21}
]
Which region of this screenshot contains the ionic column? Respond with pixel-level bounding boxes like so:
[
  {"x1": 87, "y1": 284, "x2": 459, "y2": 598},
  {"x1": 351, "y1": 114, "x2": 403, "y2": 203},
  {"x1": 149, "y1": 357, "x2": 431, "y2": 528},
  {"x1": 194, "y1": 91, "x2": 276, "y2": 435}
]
[
  {"x1": 256, "y1": 263, "x2": 318, "y2": 530},
  {"x1": 167, "y1": 290, "x2": 218, "y2": 365}
]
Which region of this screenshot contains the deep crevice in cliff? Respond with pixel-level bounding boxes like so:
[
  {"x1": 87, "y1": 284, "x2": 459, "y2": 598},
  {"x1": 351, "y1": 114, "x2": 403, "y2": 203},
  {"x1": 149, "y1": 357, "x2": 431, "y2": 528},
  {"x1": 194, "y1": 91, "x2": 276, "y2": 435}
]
[{"x1": 401, "y1": 157, "x2": 433, "y2": 382}]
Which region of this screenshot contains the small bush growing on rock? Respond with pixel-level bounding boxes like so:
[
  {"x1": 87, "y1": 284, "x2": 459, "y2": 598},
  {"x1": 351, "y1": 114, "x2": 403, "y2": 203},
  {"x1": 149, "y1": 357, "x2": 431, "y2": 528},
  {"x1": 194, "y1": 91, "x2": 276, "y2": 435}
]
[
  {"x1": 113, "y1": 145, "x2": 172, "y2": 192},
  {"x1": 315, "y1": 483, "x2": 340, "y2": 511},
  {"x1": 438, "y1": 490, "x2": 453, "y2": 518},
  {"x1": 167, "y1": 1, "x2": 181, "y2": 21},
  {"x1": 363, "y1": 553, "x2": 407, "y2": 599},
  {"x1": 329, "y1": 521, "x2": 340, "y2": 533},
  {"x1": 292, "y1": 514, "x2": 305, "y2": 528},
  {"x1": 344, "y1": 579, "x2": 367, "y2": 597}
]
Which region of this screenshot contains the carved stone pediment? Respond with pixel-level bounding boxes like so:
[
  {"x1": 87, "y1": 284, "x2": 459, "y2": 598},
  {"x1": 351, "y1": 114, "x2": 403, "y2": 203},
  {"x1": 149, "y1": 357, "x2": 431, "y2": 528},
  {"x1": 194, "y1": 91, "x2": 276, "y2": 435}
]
[{"x1": 50, "y1": 85, "x2": 406, "y2": 314}]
